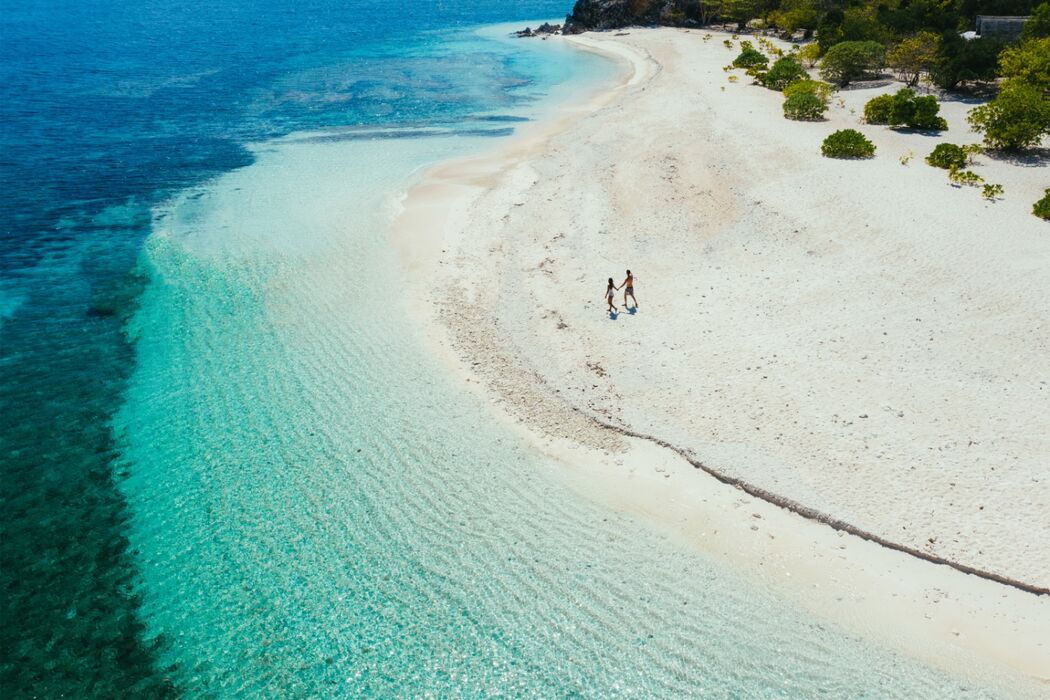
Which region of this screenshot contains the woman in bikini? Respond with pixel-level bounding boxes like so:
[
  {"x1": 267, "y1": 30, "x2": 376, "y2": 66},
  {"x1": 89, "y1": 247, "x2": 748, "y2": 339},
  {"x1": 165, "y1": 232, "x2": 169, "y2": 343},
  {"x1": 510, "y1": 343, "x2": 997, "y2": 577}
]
[{"x1": 605, "y1": 278, "x2": 618, "y2": 314}]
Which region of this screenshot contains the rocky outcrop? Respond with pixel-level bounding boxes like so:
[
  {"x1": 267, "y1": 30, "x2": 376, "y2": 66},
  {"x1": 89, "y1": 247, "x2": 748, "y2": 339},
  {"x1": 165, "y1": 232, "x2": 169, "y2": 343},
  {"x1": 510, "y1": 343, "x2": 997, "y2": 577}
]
[
  {"x1": 563, "y1": 0, "x2": 696, "y2": 34},
  {"x1": 514, "y1": 22, "x2": 562, "y2": 38}
]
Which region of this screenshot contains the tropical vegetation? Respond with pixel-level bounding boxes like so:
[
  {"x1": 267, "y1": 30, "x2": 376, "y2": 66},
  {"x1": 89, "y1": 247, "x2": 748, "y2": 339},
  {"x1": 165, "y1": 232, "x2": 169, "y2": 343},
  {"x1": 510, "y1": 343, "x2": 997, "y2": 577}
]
[
  {"x1": 821, "y1": 129, "x2": 876, "y2": 157},
  {"x1": 864, "y1": 89, "x2": 948, "y2": 130}
]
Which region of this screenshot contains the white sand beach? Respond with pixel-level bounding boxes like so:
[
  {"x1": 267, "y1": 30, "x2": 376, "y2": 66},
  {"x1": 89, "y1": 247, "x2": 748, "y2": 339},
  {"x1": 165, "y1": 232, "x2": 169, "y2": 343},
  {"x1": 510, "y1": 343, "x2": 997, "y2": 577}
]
[{"x1": 393, "y1": 27, "x2": 1050, "y2": 689}]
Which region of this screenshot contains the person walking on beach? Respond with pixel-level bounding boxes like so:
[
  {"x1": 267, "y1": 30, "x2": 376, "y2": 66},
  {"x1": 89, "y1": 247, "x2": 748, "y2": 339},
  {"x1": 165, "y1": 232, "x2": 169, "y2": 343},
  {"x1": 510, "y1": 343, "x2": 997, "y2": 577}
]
[
  {"x1": 618, "y1": 269, "x2": 637, "y2": 309},
  {"x1": 605, "y1": 278, "x2": 618, "y2": 314}
]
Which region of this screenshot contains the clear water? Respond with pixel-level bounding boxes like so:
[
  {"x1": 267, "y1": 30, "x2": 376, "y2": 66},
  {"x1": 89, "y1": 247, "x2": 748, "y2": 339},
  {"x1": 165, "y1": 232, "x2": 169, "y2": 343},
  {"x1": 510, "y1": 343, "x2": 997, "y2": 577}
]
[{"x1": 0, "y1": 1, "x2": 1013, "y2": 697}]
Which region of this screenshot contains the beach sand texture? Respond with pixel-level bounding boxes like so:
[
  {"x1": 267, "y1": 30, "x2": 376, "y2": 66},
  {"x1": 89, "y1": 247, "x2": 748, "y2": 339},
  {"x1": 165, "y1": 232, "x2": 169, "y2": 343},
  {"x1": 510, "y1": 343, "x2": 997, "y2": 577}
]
[
  {"x1": 415, "y1": 27, "x2": 1049, "y2": 589},
  {"x1": 393, "y1": 26, "x2": 1050, "y2": 684}
]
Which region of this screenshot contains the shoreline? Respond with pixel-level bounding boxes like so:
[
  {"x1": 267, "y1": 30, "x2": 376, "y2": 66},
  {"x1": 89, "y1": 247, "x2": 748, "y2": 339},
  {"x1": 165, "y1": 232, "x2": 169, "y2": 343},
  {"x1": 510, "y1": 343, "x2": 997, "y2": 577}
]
[{"x1": 391, "y1": 27, "x2": 1050, "y2": 691}]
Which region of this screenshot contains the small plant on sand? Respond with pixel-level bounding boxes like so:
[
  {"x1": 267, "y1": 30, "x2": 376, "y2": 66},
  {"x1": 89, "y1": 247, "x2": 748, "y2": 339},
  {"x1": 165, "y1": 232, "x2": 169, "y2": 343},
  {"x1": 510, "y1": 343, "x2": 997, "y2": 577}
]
[
  {"x1": 724, "y1": 39, "x2": 733, "y2": 49},
  {"x1": 723, "y1": 64, "x2": 734, "y2": 71},
  {"x1": 783, "y1": 92, "x2": 827, "y2": 120},
  {"x1": 925, "y1": 143, "x2": 967, "y2": 169},
  {"x1": 703, "y1": 33, "x2": 713, "y2": 41},
  {"x1": 784, "y1": 79, "x2": 833, "y2": 102},
  {"x1": 758, "y1": 56, "x2": 808, "y2": 90},
  {"x1": 733, "y1": 41, "x2": 769, "y2": 69},
  {"x1": 981, "y1": 183, "x2": 1004, "y2": 200},
  {"x1": 782, "y1": 79, "x2": 831, "y2": 120},
  {"x1": 821, "y1": 129, "x2": 876, "y2": 158},
  {"x1": 900, "y1": 150, "x2": 913, "y2": 165},
  {"x1": 728, "y1": 74, "x2": 739, "y2": 82},
  {"x1": 1033, "y1": 189, "x2": 1050, "y2": 220},
  {"x1": 947, "y1": 165, "x2": 984, "y2": 187}
]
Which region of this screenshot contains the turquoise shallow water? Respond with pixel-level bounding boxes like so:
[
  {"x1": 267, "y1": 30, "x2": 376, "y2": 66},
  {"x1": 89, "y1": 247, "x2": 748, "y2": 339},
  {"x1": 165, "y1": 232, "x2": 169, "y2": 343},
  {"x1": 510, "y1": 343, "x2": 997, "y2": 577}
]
[{"x1": 114, "y1": 71, "x2": 994, "y2": 696}]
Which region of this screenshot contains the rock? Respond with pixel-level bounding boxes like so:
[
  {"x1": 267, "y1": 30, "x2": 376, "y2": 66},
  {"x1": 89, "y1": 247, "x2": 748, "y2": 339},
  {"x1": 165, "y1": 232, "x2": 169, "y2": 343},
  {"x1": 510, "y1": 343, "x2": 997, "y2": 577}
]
[{"x1": 515, "y1": 22, "x2": 562, "y2": 38}]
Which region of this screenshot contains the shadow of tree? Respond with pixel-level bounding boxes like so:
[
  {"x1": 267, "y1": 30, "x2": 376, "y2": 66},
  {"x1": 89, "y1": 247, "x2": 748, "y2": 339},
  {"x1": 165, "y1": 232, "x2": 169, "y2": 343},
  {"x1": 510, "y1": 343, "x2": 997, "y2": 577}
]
[{"x1": 983, "y1": 148, "x2": 1050, "y2": 167}]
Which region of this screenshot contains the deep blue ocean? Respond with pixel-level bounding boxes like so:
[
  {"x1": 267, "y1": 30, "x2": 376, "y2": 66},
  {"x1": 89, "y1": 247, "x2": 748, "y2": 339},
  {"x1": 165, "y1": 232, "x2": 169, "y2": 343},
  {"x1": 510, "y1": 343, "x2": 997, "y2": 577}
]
[
  {"x1": 0, "y1": 1, "x2": 577, "y2": 695},
  {"x1": 0, "y1": 2, "x2": 1021, "y2": 697}
]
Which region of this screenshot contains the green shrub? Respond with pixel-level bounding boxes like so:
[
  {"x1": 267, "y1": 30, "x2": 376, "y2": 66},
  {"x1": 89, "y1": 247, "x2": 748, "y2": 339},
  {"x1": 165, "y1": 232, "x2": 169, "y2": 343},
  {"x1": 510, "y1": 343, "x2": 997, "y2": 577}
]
[
  {"x1": 931, "y1": 34, "x2": 1001, "y2": 90},
  {"x1": 783, "y1": 79, "x2": 832, "y2": 102},
  {"x1": 925, "y1": 143, "x2": 967, "y2": 169},
  {"x1": 819, "y1": 41, "x2": 885, "y2": 86},
  {"x1": 887, "y1": 31, "x2": 940, "y2": 86},
  {"x1": 733, "y1": 41, "x2": 769, "y2": 69},
  {"x1": 864, "y1": 94, "x2": 896, "y2": 124},
  {"x1": 865, "y1": 89, "x2": 947, "y2": 130},
  {"x1": 758, "y1": 56, "x2": 808, "y2": 90},
  {"x1": 908, "y1": 95, "x2": 948, "y2": 130},
  {"x1": 783, "y1": 92, "x2": 827, "y2": 120},
  {"x1": 821, "y1": 129, "x2": 876, "y2": 158},
  {"x1": 1023, "y1": 3, "x2": 1050, "y2": 40},
  {"x1": 1034, "y1": 189, "x2": 1050, "y2": 220},
  {"x1": 998, "y1": 37, "x2": 1050, "y2": 93},
  {"x1": 968, "y1": 83, "x2": 1050, "y2": 151}
]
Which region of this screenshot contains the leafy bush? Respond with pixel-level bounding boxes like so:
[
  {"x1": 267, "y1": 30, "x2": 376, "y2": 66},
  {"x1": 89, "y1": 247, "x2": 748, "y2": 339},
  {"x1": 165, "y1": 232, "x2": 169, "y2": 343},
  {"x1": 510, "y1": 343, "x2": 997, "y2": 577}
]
[
  {"x1": 925, "y1": 143, "x2": 967, "y2": 169},
  {"x1": 908, "y1": 95, "x2": 947, "y2": 130},
  {"x1": 887, "y1": 31, "x2": 940, "y2": 86},
  {"x1": 864, "y1": 94, "x2": 895, "y2": 124},
  {"x1": 967, "y1": 83, "x2": 1050, "y2": 151},
  {"x1": 1034, "y1": 189, "x2": 1050, "y2": 220},
  {"x1": 864, "y1": 89, "x2": 947, "y2": 130},
  {"x1": 1023, "y1": 3, "x2": 1050, "y2": 40},
  {"x1": 998, "y1": 37, "x2": 1050, "y2": 93},
  {"x1": 783, "y1": 79, "x2": 832, "y2": 102},
  {"x1": 733, "y1": 41, "x2": 769, "y2": 69},
  {"x1": 769, "y1": 4, "x2": 820, "y2": 33},
  {"x1": 931, "y1": 34, "x2": 1002, "y2": 90},
  {"x1": 821, "y1": 129, "x2": 876, "y2": 158},
  {"x1": 796, "y1": 43, "x2": 821, "y2": 68},
  {"x1": 758, "y1": 56, "x2": 808, "y2": 90},
  {"x1": 783, "y1": 92, "x2": 827, "y2": 120},
  {"x1": 819, "y1": 41, "x2": 885, "y2": 86}
]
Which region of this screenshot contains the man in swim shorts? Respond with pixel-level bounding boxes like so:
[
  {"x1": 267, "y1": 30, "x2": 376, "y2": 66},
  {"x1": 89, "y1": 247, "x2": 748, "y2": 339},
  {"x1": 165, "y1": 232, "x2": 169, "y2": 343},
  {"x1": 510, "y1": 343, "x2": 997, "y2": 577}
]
[{"x1": 619, "y1": 269, "x2": 637, "y2": 309}]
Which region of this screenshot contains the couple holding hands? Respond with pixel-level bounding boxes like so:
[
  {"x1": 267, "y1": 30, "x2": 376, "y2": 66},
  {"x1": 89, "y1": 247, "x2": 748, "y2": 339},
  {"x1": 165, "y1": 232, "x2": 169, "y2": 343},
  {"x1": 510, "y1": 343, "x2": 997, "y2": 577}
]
[{"x1": 605, "y1": 269, "x2": 637, "y2": 314}]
